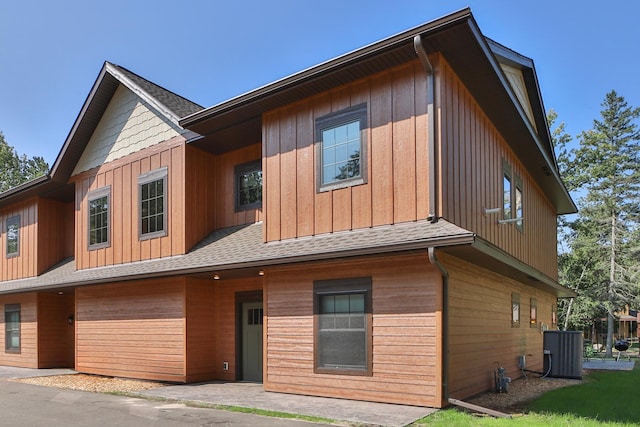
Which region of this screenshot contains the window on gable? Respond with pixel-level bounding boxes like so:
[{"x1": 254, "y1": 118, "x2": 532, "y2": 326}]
[
  {"x1": 503, "y1": 164, "x2": 512, "y2": 220},
  {"x1": 316, "y1": 103, "x2": 367, "y2": 191},
  {"x1": 515, "y1": 177, "x2": 523, "y2": 231},
  {"x1": 88, "y1": 186, "x2": 110, "y2": 249},
  {"x1": 5, "y1": 304, "x2": 20, "y2": 353},
  {"x1": 139, "y1": 167, "x2": 168, "y2": 240},
  {"x1": 511, "y1": 293, "x2": 520, "y2": 328},
  {"x1": 314, "y1": 277, "x2": 372, "y2": 376},
  {"x1": 235, "y1": 160, "x2": 262, "y2": 212},
  {"x1": 6, "y1": 215, "x2": 20, "y2": 258},
  {"x1": 530, "y1": 298, "x2": 537, "y2": 327}
]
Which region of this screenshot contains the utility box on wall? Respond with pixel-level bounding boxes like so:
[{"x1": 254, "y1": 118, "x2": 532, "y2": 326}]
[{"x1": 543, "y1": 330, "x2": 583, "y2": 379}]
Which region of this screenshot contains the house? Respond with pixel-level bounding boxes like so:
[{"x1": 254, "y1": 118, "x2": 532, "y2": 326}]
[{"x1": 0, "y1": 8, "x2": 575, "y2": 408}]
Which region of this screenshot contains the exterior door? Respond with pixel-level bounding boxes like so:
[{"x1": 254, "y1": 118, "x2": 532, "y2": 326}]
[{"x1": 242, "y1": 302, "x2": 263, "y2": 382}]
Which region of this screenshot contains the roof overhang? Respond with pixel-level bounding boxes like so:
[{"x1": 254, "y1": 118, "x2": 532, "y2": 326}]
[{"x1": 180, "y1": 8, "x2": 575, "y2": 215}]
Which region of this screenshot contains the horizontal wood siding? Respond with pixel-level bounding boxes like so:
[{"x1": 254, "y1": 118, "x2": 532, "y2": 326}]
[
  {"x1": 213, "y1": 277, "x2": 263, "y2": 381},
  {"x1": 75, "y1": 278, "x2": 187, "y2": 381},
  {"x1": 37, "y1": 292, "x2": 75, "y2": 368},
  {"x1": 0, "y1": 199, "x2": 37, "y2": 280},
  {"x1": 72, "y1": 136, "x2": 187, "y2": 270},
  {"x1": 212, "y1": 143, "x2": 264, "y2": 230},
  {"x1": 438, "y1": 56, "x2": 558, "y2": 279},
  {"x1": 443, "y1": 253, "x2": 557, "y2": 400},
  {"x1": 264, "y1": 254, "x2": 441, "y2": 407},
  {"x1": 263, "y1": 60, "x2": 430, "y2": 242},
  {"x1": 0, "y1": 293, "x2": 38, "y2": 368},
  {"x1": 184, "y1": 278, "x2": 216, "y2": 382}
]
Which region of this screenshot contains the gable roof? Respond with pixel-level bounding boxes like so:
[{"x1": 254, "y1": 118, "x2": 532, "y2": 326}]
[
  {"x1": 0, "y1": 62, "x2": 202, "y2": 208},
  {"x1": 180, "y1": 8, "x2": 576, "y2": 215},
  {"x1": 49, "y1": 62, "x2": 202, "y2": 184}
]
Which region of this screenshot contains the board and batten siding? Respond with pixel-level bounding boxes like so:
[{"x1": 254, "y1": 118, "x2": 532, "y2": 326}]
[
  {"x1": 0, "y1": 293, "x2": 38, "y2": 368},
  {"x1": 263, "y1": 60, "x2": 431, "y2": 242},
  {"x1": 437, "y1": 57, "x2": 558, "y2": 279},
  {"x1": 443, "y1": 253, "x2": 557, "y2": 400},
  {"x1": 72, "y1": 137, "x2": 187, "y2": 269},
  {"x1": 0, "y1": 199, "x2": 38, "y2": 280},
  {"x1": 264, "y1": 253, "x2": 442, "y2": 407}
]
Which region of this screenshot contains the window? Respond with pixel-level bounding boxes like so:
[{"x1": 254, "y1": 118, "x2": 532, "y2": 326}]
[
  {"x1": 515, "y1": 177, "x2": 523, "y2": 231},
  {"x1": 511, "y1": 293, "x2": 520, "y2": 328},
  {"x1": 247, "y1": 307, "x2": 263, "y2": 325},
  {"x1": 316, "y1": 103, "x2": 367, "y2": 191},
  {"x1": 235, "y1": 160, "x2": 262, "y2": 211},
  {"x1": 530, "y1": 298, "x2": 537, "y2": 327},
  {"x1": 139, "y1": 167, "x2": 167, "y2": 239},
  {"x1": 314, "y1": 277, "x2": 372, "y2": 376},
  {"x1": 502, "y1": 168, "x2": 511, "y2": 219},
  {"x1": 6, "y1": 215, "x2": 20, "y2": 257},
  {"x1": 5, "y1": 304, "x2": 20, "y2": 353},
  {"x1": 88, "y1": 187, "x2": 110, "y2": 249},
  {"x1": 552, "y1": 304, "x2": 557, "y2": 326},
  {"x1": 502, "y1": 160, "x2": 524, "y2": 230}
]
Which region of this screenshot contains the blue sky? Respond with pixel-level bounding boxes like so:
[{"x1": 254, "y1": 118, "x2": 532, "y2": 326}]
[{"x1": 1, "y1": 0, "x2": 638, "y2": 166}]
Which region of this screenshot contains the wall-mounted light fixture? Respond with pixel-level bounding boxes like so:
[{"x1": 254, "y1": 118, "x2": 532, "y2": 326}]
[
  {"x1": 67, "y1": 315, "x2": 74, "y2": 325},
  {"x1": 213, "y1": 273, "x2": 220, "y2": 280},
  {"x1": 258, "y1": 270, "x2": 264, "y2": 276}
]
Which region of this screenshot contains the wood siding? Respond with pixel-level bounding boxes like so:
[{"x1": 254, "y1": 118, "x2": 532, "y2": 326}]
[
  {"x1": 0, "y1": 199, "x2": 38, "y2": 280},
  {"x1": 264, "y1": 253, "x2": 441, "y2": 407},
  {"x1": 37, "y1": 199, "x2": 74, "y2": 274},
  {"x1": 0, "y1": 293, "x2": 38, "y2": 368},
  {"x1": 184, "y1": 278, "x2": 216, "y2": 382},
  {"x1": 212, "y1": 143, "x2": 264, "y2": 230},
  {"x1": 438, "y1": 56, "x2": 558, "y2": 279},
  {"x1": 263, "y1": 61, "x2": 430, "y2": 242},
  {"x1": 443, "y1": 253, "x2": 557, "y2": 400},
  {"x1": 37, "y1": 292, "x2": 75, "y2": 368},
  {"x1": 75, "y1": 278, "x2": 187, "y2": 381},
  {"x1": 72, "y1": 137, "x2": 187, "y2": 270}
]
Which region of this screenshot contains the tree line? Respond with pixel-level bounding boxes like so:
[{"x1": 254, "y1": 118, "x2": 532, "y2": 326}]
[
  {"x1": 550, "y1": 90, "x2": 640, "y2": 357},
  {"x1": 0, "y1": 132, "x2": 49, "y2": 192}
]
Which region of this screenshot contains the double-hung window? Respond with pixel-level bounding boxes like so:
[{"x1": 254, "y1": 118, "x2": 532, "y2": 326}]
[
  {"x1": 314, "y1": 277, "x2": 372, "y2": 376},
  {"x1": 6, "y1": 215, "x2": 20, "y2": 258},
  {"x1": 316, "y1": 103, "x2": 367, "y2": 191},
  {"x1": 88, "y1": 187, "x2": 110, "y2": 249},
  {"x1": 5, "y1": 304, "x2": 20, "y2": 353},
  {"x1": 139, "y1": 167, "x2": 168, "y2": 239},
  {"x1": 235, "y1": 160, "x2": 262, "y2": 211}
]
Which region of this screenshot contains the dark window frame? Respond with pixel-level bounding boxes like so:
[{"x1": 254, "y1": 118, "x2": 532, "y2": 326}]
[
  {"x1": 502, "y1": 161, "x2": 512, "y2": 221},
  {"x1": 515, "y1": 176, "x2": 524, "y2": 231},
  {"x1": 6, "y1": 215, "x2": 20, "y2": 258},
  {"x1": 88, "y1": 186, "x2": 111, "y2": 250},
  {"x1": 313, "y1": 277, "x2": 373, "y2": 376},
  {"x1": 315, "y1": 103, "x2": 368, "y2": 192},
  {"x1": 138, "y1": 167, "x2": 168, "y2": 240},
  {"x1": 234, "y1": 160, "x2": 263, "y2": 212},
  {"x1": 5, "y1": 304, "x2": 20, "y2": 353},
  {"x1": 511, "y1": 292, "x2": 520, "y2": 328}
]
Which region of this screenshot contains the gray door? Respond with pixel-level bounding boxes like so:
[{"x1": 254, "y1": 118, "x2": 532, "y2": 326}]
[{"x1": 242, "y1": 302, "x2": 263, "y2": 382}]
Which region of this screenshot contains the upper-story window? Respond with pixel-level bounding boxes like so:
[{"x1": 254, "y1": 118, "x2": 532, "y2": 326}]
[
  {"x1": 316, "y1": 103, "x2": 367, "y2": 191},
  {"x1": 139, "y1": 167, "x2": 167, "y2": 240},
  {"x1": 502, "y1": 160, "x2": 523, "y2": 231},
  {"x1": 6, "y1": 215, "x2": 20, "y2": 258},
  {"x1": 88, "y1": 186, "x2": 110, "y2": 250},
  {"x1": 530, "y1": 298, "x2": 538, "y2": 327},
  {"x1": 235, "y1": 160, "x2": 262, "y2": 212},
  {"x1": 511, "y1": 292, "x2": 520, "y2": 328}
]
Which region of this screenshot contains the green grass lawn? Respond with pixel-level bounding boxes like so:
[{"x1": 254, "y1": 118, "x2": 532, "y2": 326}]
[{"x1": 414, "y1": 361, "x2": 640, "y2": 426}]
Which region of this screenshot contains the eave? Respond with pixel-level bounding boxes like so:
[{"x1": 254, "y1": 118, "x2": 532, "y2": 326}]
[{"x1": 180, "y1": 8, "x2": 575, "y2": 215}]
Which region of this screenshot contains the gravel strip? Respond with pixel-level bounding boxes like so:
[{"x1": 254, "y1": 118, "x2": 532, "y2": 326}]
[{"x1": 12, "y1": 374, "x2": 165, "y2": 394}]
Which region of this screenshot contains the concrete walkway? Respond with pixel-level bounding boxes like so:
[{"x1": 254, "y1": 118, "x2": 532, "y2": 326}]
[
  {"x1": 583, "y1": 359, "x2": 636, "y2": 371},
  {"x1": 0, "y1": 367, "x2": 436, "y2": 426}
]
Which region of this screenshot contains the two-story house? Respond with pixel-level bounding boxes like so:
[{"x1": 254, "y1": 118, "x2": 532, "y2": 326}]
[{"x1": 1, "y1": 9, "x2": 575, "y2": 408}]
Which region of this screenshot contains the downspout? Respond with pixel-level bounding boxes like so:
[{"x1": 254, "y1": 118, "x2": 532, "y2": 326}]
[
  {"x1": 414, "y1": 35, "x2": 439, "y2": 223},
  {"x1": 428, "y1": 247, "x2": 449, "y2": 406}
]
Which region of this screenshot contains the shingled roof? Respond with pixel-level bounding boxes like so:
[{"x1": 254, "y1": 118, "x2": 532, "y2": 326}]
[{"x1": 0, "y1": 219, "x2": 474, "y2": 294}]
